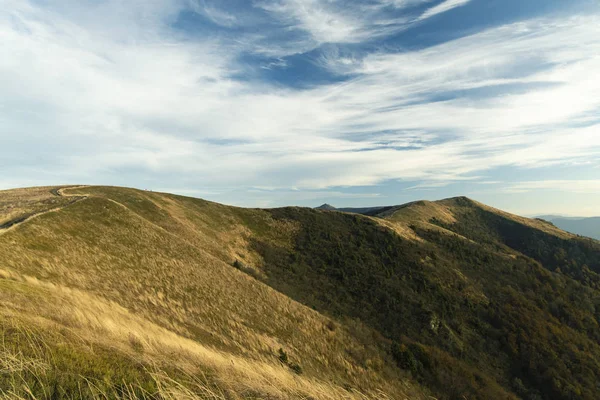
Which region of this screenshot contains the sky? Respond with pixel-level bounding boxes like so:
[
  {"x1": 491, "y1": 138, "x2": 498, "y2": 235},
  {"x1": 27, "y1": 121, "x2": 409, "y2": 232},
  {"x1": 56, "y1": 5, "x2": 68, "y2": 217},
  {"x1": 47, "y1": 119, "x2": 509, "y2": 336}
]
[{"x1": 1, "y1": 0, "x2": 600, "y2": 216}]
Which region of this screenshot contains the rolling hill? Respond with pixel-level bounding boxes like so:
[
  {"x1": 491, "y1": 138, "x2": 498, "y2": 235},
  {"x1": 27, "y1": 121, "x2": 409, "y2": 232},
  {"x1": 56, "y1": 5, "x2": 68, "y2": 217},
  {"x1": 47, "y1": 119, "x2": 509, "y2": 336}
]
[{"x1": 1, "y1": 186, "x2": 600, "y2": 399}]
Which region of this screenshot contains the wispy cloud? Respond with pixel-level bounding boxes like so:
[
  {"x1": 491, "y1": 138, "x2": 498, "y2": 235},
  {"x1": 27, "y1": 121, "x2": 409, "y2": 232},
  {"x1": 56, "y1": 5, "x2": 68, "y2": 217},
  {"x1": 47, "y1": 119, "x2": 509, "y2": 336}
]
[
  {"x1": 189, "y1": 1, "x2": 239, "y2": 27},
  {"x1": 503, "y1": 180, "x2": 600, "y2": 194},
  {"x1": 416, "y1": 0, "x2": 472, "y2": 22},
  {"x1": 0, "y1": 0, "x2": 599, "y2": 209},
  {"x1": 257, "y1": 0, "x2": 365, "y2": 44},
  {"x1": 254, "y1": 0, "x2": 433, "y2": 48}
]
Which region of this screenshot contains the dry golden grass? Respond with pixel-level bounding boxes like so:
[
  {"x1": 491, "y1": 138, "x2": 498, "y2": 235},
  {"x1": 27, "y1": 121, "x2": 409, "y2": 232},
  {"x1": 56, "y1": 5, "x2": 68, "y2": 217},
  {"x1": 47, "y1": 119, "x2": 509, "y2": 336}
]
[
  {"x1": 374, "y1": 200, "x2": 473, "y2": 243},
  {"x1": 5, "y1": 186, "x2": 581, "y2": 399},
  {"x1": 0, "y1": 320, "x2": 227, "y2": 400},
  {"x1": 0, "y1": 186, "x2": 425, "y2": 399},
  {"x1": 0, "y1": 274, "x2": 405, "y2": 400},
  {"x1": 377, "y1": 196, "x2": 573, "y2": 245},
  {"x1": 378, "y1": 200, "x2": 457, "y2": 225},
  {"x1": 0, "y1": 187, "x2": 74, "y2": 227},
  {"x1": 446, "y1": 198, "x2": 575, "y2": 240}
]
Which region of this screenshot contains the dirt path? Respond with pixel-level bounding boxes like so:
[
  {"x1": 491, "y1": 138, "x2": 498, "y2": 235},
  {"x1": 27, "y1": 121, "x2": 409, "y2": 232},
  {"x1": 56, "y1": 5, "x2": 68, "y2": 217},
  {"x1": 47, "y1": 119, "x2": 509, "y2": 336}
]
[
  {"x1": 0, "y1": 187, "x2": 89, "y2": 235},
  {"x1": 56, "y1": 185, "x2": 90, "y2": 197}
]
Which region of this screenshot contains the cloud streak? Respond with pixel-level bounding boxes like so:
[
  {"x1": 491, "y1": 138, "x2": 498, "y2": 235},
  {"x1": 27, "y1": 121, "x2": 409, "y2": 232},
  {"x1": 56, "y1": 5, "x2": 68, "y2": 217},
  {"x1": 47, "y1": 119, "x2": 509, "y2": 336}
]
[
  {"x1": 503, "y1": 180, "x2": 600, "y2": 194},
  {"x1": 416, "y1": 0, "x2": 472, "y2": 21},
  {"x1": 0, "y1": 0, "x2": 599, "y2": 210},
  {"x1": 255, "y1": 0, "x2": 441, "y2": 48}
]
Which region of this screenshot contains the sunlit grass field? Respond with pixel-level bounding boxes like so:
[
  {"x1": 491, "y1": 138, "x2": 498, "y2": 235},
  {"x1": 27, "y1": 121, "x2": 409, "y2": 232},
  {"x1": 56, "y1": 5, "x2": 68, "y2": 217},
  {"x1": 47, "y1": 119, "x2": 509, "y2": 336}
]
[{"x1": 0, "y1": 186, "x2": 423, "y2": 399}]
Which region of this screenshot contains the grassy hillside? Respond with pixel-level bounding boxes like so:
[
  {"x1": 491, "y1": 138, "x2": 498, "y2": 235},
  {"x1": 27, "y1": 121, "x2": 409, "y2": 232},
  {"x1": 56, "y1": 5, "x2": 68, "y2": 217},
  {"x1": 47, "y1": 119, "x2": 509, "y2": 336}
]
[
  {"x1": 1, "y1": 186, "x2": 600, "y2": 399},
  {"x1": 0, "y1": 186, "x2": 424, "y2": 399}
]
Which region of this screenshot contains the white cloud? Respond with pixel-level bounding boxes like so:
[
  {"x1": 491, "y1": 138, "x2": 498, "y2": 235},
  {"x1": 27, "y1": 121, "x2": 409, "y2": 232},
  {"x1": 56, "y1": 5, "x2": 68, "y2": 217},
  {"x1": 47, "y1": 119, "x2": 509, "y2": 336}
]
[
  {"x1": 0, "y1": 1, "x2": 599, "y2": 207},
  {"x1": 503, "y1": 180, "x2": 600, "y2": 194},
  {"x1": 255, "y1": 0, "x2": 422, "y2": 47},
  {"x1": 382, "y1": 0, "x2": 432, "y2": 8},
  {"x1": 188, "y1": 1, "x2": 239, "y2": 27},
  {"x1": 416, "y1": 0, "x2": 472, "y2": 22},
  {"x1": 256, "y1": 0, "x2": 364, "y2": 44}
]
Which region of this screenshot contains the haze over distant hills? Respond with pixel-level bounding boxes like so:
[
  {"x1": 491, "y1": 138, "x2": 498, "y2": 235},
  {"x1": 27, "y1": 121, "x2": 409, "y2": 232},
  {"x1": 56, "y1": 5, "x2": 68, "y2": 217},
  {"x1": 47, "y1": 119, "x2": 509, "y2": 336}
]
[
  {"x1": 537, "y1": 215, "x2": 600, "y2": 240},
  {"x1": 316, "y1": 203, "x2": 390, "y2": 215},
  {"x1": 2, "y1": 186, "x2": 600, "y2": 399}
]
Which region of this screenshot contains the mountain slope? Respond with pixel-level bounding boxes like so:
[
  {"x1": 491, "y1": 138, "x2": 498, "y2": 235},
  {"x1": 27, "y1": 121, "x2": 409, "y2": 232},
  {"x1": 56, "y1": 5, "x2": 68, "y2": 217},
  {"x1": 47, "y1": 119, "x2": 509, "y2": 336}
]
[
  {"x1": 2, "y1": 186, "x2": 600, "y2": 399},
  {"x1": 250, "y1": 197, "x2": 600, "y2": 399},
  {"x1": 0, "y1": 186, "x2": 423, "y2": 399}
]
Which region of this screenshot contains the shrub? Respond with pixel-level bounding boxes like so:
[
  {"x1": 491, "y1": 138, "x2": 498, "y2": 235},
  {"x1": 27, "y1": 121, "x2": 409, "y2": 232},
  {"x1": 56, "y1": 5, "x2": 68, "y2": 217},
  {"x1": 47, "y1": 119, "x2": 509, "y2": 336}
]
[{"x1": 278, "y1": 348, "x2": 288, "y2": 364}]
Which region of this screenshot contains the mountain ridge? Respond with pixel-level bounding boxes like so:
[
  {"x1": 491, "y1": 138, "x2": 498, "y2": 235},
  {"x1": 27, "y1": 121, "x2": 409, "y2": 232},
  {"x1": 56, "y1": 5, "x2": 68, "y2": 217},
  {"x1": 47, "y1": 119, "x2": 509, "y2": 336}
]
[{"x1": 2, "y1": 185, "x2": 600, "y2": 400}]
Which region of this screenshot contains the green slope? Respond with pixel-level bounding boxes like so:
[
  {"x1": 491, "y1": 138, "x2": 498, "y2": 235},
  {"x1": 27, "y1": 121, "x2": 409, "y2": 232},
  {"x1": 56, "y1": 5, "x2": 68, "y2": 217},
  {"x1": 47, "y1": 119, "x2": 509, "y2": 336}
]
[{"x1": 248, "y1": 198, "x2": 600, "y2": 399}]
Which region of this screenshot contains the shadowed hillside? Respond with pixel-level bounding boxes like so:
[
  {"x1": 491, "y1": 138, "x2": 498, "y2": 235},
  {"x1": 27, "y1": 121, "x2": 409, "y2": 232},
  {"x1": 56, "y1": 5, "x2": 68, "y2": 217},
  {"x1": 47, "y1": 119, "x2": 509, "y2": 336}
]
[{"x1": 1, "y1": 186, "x2": 600, "y2": 399}]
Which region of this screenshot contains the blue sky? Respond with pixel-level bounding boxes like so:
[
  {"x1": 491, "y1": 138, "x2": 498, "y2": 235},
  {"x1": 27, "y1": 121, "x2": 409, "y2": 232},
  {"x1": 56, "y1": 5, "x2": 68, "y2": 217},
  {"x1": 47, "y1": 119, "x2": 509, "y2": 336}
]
[{"x1": 1, "y1": 0, "x2": 600, "y2": 216}]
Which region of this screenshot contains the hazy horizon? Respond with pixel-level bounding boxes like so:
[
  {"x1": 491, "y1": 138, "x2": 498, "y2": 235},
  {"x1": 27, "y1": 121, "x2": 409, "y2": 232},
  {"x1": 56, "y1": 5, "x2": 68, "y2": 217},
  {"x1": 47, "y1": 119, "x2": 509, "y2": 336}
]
[{"x1": 2, "y1": 0, "x2": 599, "y2": 216}]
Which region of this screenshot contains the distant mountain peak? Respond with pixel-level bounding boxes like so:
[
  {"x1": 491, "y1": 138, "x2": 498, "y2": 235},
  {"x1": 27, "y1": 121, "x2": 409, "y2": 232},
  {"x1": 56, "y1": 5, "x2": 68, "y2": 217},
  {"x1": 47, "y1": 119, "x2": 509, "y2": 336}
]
[
  {"x1": 442, "y1": 196, "x2": 476, "y2": 205},
  {"x1": 316, "y1": 203, "x2": 337, "y2": 211}
]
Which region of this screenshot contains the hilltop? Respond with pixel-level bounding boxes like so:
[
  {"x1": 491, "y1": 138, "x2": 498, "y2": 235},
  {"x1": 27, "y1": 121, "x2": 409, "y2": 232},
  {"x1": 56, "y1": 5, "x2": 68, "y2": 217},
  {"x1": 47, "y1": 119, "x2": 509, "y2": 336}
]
[
  {"x1": 1, "y1": 186, "x2": 600, "y2": 399},
  {"x1": 315, "y1": 203, "x2": 337, "y2": 211}
]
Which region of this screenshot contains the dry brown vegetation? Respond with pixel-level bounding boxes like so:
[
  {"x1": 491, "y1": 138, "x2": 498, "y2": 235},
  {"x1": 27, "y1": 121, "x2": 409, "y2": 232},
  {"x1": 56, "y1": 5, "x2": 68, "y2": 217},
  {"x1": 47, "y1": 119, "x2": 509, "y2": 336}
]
[
  {"x1": 0, "y1": 186, "x2": 425, "y2": 399},
  {"x1": 439, "y1": 197, "x2": 575, "y2": 239},
  {"x1": 0, "y1": 187, "x2": 74, "y2": 227},
  {"x1": 3, "y1": 186, "x2": 599, "y2": 400},
  {"x1": 378, "y1": 196, "x2": 575, "y2": 243}
]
